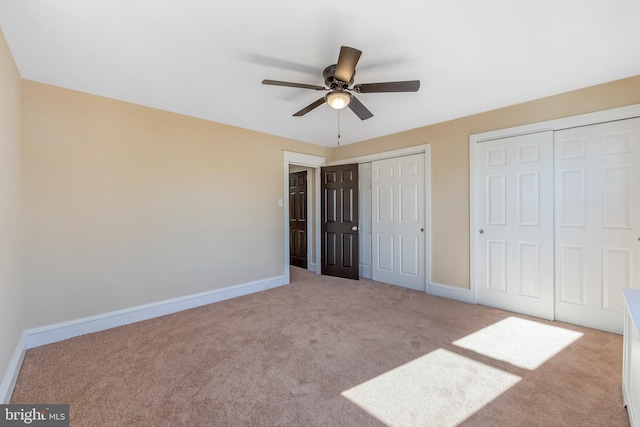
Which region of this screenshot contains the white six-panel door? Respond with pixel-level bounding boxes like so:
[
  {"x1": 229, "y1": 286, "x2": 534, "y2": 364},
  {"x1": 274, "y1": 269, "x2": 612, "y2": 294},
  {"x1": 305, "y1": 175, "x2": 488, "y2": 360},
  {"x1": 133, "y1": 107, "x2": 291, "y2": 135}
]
[
  {"x1": 476, "y1": 131, "x2": 555, "y2": 320},
  {"x1": 372, "y1": 154, "x2": 425, "y2": 290},
  {"x1": 554, "y1": 118, "x2": 640, "y2": 333}
]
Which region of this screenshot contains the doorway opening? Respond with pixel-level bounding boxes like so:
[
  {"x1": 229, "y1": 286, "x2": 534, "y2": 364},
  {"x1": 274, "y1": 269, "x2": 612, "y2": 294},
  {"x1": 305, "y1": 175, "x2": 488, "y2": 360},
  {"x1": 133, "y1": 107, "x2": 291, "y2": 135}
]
[
  {"x1": 288, "y1": 169, "x2": 308, "y2": 269},
  {"x1": 283, "y1": 152, "x2": 326, "y2": 284}
]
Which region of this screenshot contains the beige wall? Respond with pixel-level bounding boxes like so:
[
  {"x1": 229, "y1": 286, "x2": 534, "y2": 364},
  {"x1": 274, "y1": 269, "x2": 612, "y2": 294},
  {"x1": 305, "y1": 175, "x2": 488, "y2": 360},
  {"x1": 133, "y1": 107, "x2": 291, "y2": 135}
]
[
  {"x1": 0, "y1": 28, "x2": 24, "y2": 393},
  {"x1": 8, "y1": 40, "x2": 640, "y2": 335},
  {"x1": 22, "y1": 81, "x2": 329, "y2": 328},
  {"x1": 332, "y1": 75, "x2": 640, "y2": 289}
]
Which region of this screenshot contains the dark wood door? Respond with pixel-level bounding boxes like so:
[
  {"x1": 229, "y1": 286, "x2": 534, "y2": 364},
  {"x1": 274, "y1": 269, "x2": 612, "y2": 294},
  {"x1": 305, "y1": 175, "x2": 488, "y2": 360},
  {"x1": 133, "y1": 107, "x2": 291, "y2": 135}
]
[
  {"x1": 289, "y1": 171, "x2": 307, "y2": 269},
  {"x1": 321, "y1": 164, "x2": 359, "y2": 280}
]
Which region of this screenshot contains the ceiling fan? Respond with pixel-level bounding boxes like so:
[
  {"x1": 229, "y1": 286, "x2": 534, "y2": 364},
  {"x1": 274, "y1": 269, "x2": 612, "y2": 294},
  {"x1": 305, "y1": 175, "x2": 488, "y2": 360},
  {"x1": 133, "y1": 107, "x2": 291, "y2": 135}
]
[{"x1": 262, "y1": 46, "x2": 420, "y2": 120}]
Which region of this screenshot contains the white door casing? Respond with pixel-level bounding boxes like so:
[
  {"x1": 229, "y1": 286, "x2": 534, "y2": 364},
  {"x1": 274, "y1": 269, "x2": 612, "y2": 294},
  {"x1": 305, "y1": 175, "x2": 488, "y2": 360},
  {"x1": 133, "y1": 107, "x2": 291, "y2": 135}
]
[
  {"x1": 554, "y1": 118, "x2": 640, "y2": 334},
  {"x1": 475, "y1": 131, "x2": 555, "y2": 320},
  {"x1": 282, "y1": 151, "x2": 327, "y2": 282},
  {"x1": 372, "y1": 154, "x2": 426, "y2": 290}
]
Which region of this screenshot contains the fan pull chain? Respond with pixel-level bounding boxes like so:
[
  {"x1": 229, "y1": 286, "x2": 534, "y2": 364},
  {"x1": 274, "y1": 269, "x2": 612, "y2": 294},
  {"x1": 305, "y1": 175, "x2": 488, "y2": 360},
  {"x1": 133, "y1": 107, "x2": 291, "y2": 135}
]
[{"x1": 337, "y1": 109, "x2": 341, "y2": 146}]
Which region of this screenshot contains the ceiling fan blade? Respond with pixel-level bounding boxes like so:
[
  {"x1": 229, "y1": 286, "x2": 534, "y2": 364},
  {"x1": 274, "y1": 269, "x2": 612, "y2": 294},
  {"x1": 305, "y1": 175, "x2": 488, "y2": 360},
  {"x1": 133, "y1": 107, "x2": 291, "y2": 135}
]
[
  {"x1": 348, "y1": 96, "x2": 373, "y2": 120},
  {"x1": 262, "y1": 80, "x2": 326, "y2": 91},
  {"x1": 334, "y1": 46, "x2": 362, "y2": 83},
  {"x1": 293, "y1": 97, "x2": 326, "y2": 116},
  {"x1": 354, "y1": 80, "x2": 420, "y2": 93}
]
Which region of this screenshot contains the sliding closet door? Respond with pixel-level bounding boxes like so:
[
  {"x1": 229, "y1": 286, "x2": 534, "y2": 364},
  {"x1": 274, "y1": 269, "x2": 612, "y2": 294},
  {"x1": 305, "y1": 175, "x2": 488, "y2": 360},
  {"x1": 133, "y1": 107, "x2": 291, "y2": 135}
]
[
  {"x1": 371, "y1": 154, "x2": 425, "y2": 290},
  {"x1": 475, "y1": 131, "x2": 554, "y2": 320},
  {"x1": 554, "y1": 117, "x2": 640, "y2": 334}
]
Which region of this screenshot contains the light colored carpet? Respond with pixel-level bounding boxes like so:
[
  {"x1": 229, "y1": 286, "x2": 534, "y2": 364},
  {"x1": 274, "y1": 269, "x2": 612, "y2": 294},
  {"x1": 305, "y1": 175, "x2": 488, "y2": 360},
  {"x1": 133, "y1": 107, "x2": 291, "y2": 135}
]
[
  {"x1": 342, "y1": 348, "x2": 522, "y2": 426},
  {"x1": 11, "y1": 267, "x2": 630, "y2": 426}
]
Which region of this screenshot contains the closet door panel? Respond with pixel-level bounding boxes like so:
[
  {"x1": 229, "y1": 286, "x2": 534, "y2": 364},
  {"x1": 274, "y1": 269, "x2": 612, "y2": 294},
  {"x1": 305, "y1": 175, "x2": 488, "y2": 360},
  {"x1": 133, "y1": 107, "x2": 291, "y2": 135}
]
[
  {"x1": 372, "y1": 154, "x2": 426, "y2": 290},
  {"x1": 476, "y1": 131, "x2": 554, "y2": 320},
  {"x1": 554, "y1": 117, "x2": 640, "y2": 334}
]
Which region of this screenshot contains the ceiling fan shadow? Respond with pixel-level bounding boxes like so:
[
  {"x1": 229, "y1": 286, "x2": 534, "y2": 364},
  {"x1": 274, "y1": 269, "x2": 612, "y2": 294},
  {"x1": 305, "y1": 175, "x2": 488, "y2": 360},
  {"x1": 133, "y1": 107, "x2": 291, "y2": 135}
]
[
  {"x1": 356, "y1": 55, "x2": 411, "y2": 72},
  {"x1": 239, "y1": 51, "x2": 319, "y2": 75}
]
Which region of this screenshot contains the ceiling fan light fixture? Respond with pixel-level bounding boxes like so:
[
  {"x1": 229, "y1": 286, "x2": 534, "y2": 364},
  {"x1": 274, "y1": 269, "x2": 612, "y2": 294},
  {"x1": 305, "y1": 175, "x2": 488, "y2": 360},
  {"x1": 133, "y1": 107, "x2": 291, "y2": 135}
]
[
  {"x1": 326, "y1": 91, "x2": 352, "y2": 110},
  {"x1": 262, "y1": 46, "x2": 419, "y2": 120}
]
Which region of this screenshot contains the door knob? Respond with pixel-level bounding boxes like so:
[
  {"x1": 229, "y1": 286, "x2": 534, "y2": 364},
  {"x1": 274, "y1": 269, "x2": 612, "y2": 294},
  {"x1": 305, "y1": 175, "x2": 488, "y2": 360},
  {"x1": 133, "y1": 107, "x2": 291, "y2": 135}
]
[
  {"x1": 352, "y1": 225, "x2": 358, "y2": 231},
  {"x1": 479, "y1": 229, "x2": 485, "y2": 234}
]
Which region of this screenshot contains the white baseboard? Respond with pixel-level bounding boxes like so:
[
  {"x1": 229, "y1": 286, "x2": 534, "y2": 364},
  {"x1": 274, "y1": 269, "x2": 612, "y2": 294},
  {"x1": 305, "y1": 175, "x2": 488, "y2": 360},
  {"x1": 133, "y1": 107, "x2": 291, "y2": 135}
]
[
  {"x1": 623, "y1": 382, "x2": 638, "y2": 427},
  {"x1": 1, "y1": 275, "x2": 285, "y2": 402},
  {"x1": 308, "y1": 262, "x2": 317, "y2": 273},
  {"x1": 25, "y1": 275, "x2": 287, "y2": 349},
  {"x1": 0, "y1": 332, "x2": 26, "y2": 404},
  {"x1": 428, "y1": 282, "x2": 472, "y2": 303},
  {"x1": 2, "y1": 276, "x2": 286, "y2": 402}
]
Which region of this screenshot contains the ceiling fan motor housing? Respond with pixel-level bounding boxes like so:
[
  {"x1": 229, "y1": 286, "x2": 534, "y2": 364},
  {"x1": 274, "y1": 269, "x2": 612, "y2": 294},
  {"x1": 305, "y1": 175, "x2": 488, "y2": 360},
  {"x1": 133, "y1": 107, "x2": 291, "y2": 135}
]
[{"x1": 323, "y1": 64, "x2": 354, "y2": 88}]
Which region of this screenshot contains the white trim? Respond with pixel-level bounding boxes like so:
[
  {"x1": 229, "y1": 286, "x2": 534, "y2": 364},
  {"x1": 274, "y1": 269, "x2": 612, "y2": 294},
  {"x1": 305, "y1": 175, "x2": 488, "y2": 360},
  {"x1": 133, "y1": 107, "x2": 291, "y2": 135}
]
[
  {"x1": 283, "y1": 151, "x2": 327, "y2": 278},
  {"x1": 0, "y1": 332, "x2": 27, "y2": 404},
  {"x1": 469, "y1": 103, "x2": 640, "y2": 307},
  {"x1": 283, "y1": 151, "x2": 328, "y2": 168},
  {"x1": 472, "y1": 103, "x2": 640, "y2": 143},
  {"x1": 24, "y1": 275, "x2": 286, "y2": 349},
  {"x1": 1, "y1": 275, "x2": 287, "y2": 402},
  {"x1": 314, "y1": 167, "x2": 322, "y2": 275},
  {"x1": 469, "y1": 134, "x2": 479, "y2": 304},
  {"x1": 428, "y1": 282, "x2": 472, "y2": 304},
  {"x1": 623, "y1": 382, "x2": 638, "y2": 427},
  {"x1": 305, "y1": 167, "x2": 314, "y2": 273},
  {"x1": 423, "y1": 146, "x2": 432, "y2": 292},
  {"x1": 330, "y1": 144, "x2": 430, "y2": 166}
]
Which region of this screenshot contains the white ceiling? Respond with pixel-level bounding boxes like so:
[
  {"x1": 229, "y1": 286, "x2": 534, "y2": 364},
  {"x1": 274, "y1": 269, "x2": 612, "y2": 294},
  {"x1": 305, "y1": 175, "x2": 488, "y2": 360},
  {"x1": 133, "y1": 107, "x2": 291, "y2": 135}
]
[{"x1": 1, "y1": 1, "x2": 639, "y2": 147}]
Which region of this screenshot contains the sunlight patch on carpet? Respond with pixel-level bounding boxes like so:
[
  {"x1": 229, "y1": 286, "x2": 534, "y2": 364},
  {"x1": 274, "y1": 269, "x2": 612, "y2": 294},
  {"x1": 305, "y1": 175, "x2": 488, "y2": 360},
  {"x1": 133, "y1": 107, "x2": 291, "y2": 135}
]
[
  {"x1": 453, "y1": 316, "x2": 583, "y2": 370},
  {"x1": 341, "y1": 348, "x2": 520, "y2": 427}
]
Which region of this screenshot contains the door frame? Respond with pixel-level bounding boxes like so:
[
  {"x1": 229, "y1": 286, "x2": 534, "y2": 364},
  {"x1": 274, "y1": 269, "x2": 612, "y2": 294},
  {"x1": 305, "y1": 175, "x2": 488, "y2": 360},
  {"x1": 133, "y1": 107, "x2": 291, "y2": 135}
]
[
  {"x1": 288, "y1": 169, "x2": 309, "y2": 269},
  {"x1": 283, "y1": 151, "x2": 326, "y2": 283},
  {"x1": 470, "y1": 103, "x2": 640, "y2": 305},
  {"x1": 331, "y1": 144, "x2": 431, "y2": 292}
]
